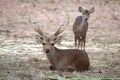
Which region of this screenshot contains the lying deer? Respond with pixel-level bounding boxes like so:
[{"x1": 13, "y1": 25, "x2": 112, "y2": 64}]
[
  {"x1": 34, "y1": 27, "x2": 90, "y2": 72},
  {"x1": 29, "y1": 12, "x2": 90, "y2": 72},
  {"x1": 73, "y1": 6, "x2": 94, "y2": 50}
]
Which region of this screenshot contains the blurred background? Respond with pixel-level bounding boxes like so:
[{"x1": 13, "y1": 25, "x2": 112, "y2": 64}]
[{"x1": 0, "y1": 0, "x2": 120, "y2": 79}]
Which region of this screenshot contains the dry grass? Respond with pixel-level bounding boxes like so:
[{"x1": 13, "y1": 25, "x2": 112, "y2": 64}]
[{"x1": 0, "y1": 0, "x2": 120, "y2": 79}]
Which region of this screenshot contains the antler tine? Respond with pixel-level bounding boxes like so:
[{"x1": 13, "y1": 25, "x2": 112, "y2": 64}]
[
  {"x1": 28, "y1": 12, "x2": 44, "y2": 36},
  {"x1": 54, "y1": 26, "x2": 64, "y2": 36},
  {"x1": 54, "y1": 9, "x2": 69, "y2": 36},
  {"x1": 33, "y1": 24, "x2": 44, "y2": 36},
  {"x1": 64, "y1": 9, "x2": 70, "y2": 27}
]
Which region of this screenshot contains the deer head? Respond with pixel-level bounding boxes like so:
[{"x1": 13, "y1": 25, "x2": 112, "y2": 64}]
[
  {"x1": 79, "y1": 6, "x2": 94, "y2": 20},
  {"x1": 29, "y1": 10, "x2": 69, "y2": 54},
  {"x1": 35, "y1": 27, "x2": 64, "y2": 54}
]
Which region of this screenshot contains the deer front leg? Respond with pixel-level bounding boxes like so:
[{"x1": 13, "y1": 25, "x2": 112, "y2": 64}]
[
  {"x1": 74, "y1": 35, "x2": 77, "y2": 49},
  {"x1": 45, "y1": 64, "x2": 56, "y2": 70},
  {"x1": 78, "y1": 36, "x2": 82, "y2": 49},
  {"x1": 55, "y1": 60, "x2": 75, "y2": 72},
  {"x1": 83, "y1": 35, "x2": 86, "y2": 51}
]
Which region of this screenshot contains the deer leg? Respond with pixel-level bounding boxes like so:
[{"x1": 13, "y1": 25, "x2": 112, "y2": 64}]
[
  {"x1": 56, "y1": 60, "x2": 75, "y2": 72},
  {"x1": 78, "y1": 36, "x2": 81, "y2": 49},
  {"x1": 45, "y1": 64, "x2": 56, "y2": 70},
  {"x1": 83, "y1": 35, "x2": 86, "y2": 51},
  {"x1": 81, "y1": 36, "x2": 83, "y2": 50},
  {"x1": 49, "y1": 65, "x2": 56, "y2": 70},
  {"x1": 78, "y1": 39, "x2": 80, "y2": 49},
  {"x1": 75, "y1": 35, "x2": 77, "y2": 49}
]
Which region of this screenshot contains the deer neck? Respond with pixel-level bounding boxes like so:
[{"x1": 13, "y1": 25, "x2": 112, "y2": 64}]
[
  {"x1": 51, "y1": 46, "x2": 60, "y2": 56},
  {"x1": 77, "y1": 16, "x2": 88, "y2": 32},
  {"x1": 45, "y1": 46, "x2": 59, "y2": 66},
  {"x1": 80, "y1": 16, "x2": 87, "y2": 27}
]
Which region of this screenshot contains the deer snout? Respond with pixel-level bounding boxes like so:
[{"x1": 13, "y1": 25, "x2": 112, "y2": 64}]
[
  {"x1": 83, "y1": 15, "x2": 89, "y2": 21},
  {"x1": 45, "y1": 49, "x2": 50, "y2": 53},
  {"x1": 85, "y1": 18, "x2": 88, "y2": 21},
  {"x1": 43, "y1": 46, "x2": 52, "y2": 53},
  {"x1": 85, "y1": 16, "x2": 88, "y2": 21}
]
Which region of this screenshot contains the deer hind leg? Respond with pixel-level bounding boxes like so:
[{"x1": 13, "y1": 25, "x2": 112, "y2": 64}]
[
  {"x1": 56, "y1": 59, "x2": 75, "y2": 72},
  {"x1": 57, "y1": 66, "x2": 75, "y2": 72}
]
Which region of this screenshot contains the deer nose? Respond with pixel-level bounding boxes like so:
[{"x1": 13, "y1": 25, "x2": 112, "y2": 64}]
[
  {"x1": 85, "y1": 18, "x2": 88, "y2": 21},
  {"x1": 45, "y1": 49, "x2": 50, "y2": 53}
]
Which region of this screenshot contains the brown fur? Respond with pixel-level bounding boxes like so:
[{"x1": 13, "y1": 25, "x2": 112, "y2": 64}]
[
  {"x1": 46, "y1": 47, "x2": 90, "y2": 71},
  {"x1": 73, "y1": 6, "x2": 94, "y2": 50}
]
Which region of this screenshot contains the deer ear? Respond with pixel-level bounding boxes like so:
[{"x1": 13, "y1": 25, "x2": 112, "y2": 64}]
[
  {"x1": 54, "y1": 36, "x2": 62, "y2": 43},
  {"x1": 89, "y1": 7, "x2": 94, "y2": 14},
  {"x1": 35, "y1": 35, "x2": 43, "y2": 44},
  {"x1": 79, "y1": 6, "x2": 84, "y2": 13}
]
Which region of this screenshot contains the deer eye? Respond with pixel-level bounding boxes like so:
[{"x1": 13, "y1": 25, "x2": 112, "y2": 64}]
[
  {"x1": 87, "y1": 12, "x2": 90, "y2": 15},
  {"x1": 42, "y1": 43, "x2": 45, "y2": 45},
  {"x1": 51, "y1": 43, "x2": 54, "y2": 46},
  {"x1": 83, "y1": 12, "x2": 85, "y2": 15}
]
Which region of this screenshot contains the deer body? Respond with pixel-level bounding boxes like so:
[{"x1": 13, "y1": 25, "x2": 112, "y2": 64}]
[
  {"x1": 46, "y1": 46, "x2": 89, "y2": 71},
  {"x1": 73, "y1": 16, "x2": 88, "y2": 34},
  {"x1": 73, "y1": 6, "x2": 94, "y2": 50}
]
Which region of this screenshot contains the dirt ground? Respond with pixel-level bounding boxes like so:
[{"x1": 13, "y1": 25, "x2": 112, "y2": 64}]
[{"x1": 0, "y1": 0, "x2": 120, "y2": 80}]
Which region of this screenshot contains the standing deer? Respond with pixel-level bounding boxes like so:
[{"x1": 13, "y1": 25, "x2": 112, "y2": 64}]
[
  {"x1": 29, "y1": 13, "x2": 90, "y2": 72},
  {"x1": 73, "y1": 6, "x2": 94, "y2": 50}
]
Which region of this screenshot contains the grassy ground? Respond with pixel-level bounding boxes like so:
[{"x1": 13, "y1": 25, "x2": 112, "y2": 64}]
[{"x1": 0, "y1": 0, "x2": 120, "y2": 79}]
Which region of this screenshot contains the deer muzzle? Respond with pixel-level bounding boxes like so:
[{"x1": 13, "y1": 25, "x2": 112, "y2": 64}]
[{"x1": 45, "y1": 49, "x2": 50, "y2": 53}]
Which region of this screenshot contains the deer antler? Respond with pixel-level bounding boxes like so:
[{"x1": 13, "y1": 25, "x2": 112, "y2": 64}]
[
  {"x1": 54, "y1": 9, "x2": 69, "y2": 36},
  {"x1": 28, "y1": 12, "x2": 44, "y2": 36}
]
